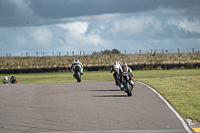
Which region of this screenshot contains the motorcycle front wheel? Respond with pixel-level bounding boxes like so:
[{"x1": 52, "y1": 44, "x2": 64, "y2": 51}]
[
  {"x1": 76, "y1": 71, "x2": 81, "y2": 82},
  {"x1": 124, "y1": 82, "x2": 132, "y2": 96}
]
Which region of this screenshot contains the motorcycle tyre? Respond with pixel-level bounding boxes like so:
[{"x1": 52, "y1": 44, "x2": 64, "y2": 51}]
[
  {"x1": 124, "y1": 82, "x2": 132, "y2": 97},
  {"x1": 76, "y1": 71, "x2": 81, "y2": 82}
]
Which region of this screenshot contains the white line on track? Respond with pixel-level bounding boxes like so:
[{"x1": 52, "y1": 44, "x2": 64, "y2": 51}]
[{"x1": 137, "y1": 81, "x2": 193, "y2": 133}]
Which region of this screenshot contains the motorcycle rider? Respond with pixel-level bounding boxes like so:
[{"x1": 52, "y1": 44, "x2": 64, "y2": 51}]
[
  {"x1": 118, "y1": 63, "x2": 134, "y2": 90},
  {"x1": 70, "y1": 59, "x2": 83, "y2": 76},
  {"x1": 10, "y1": 75, "x2": 17, "y2": 83},
  {"x1": 3, "y1": 76, "x2": 9, "y2": 83},
  {"x1": 110, "y1": 61, "x2": 121, "y2": 85}
]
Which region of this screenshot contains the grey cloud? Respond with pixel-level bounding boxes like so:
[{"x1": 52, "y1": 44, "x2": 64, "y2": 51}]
[
  {"x1": 0, "y1": 0, "x2": 16, "y2": 17},
  {"x1": 1, "y1": 0, "x2": 199, "y2": 27},
  {"x1": 29, "y1": 0, "x2": 159, "y2": 19}
]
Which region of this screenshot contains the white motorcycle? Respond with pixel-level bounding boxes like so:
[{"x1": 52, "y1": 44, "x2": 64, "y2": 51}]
[{"x1": 73, "y1": 64, "x2": 82, "y2": 82}]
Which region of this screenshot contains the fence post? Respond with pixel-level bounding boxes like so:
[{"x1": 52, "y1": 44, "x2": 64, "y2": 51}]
[
  {"x1": 83, "y1": 51, "x2": 85, "y2": 56},
  {"x1": 59, "y1": 52, "x2": 60, "y2": 56},
  {"x1": 36, "y1": 52, "x2": 38, "y2": 57},
  {"x1": 162, "y1": 49, "x2": 164, "y2": 54},
  {"x1": 125, "y1": 50, "x2": 126, "y2": 55},
  {"x1": 80, "y1": 51, "x2": 81, "y2": 56},
  {"x1": 178, "y1": 49, "x2": 180, "y2": 54},
  {"x1": 21, "y1": 52, "x2": 23, "y2": 57},
  {"x1": 6, "y1": 53, "x2": 8, "y2": 57},
  {"x1": 139, "y1": 50, "x2": 141, "y2": 54},
  {"x1": 192, "y1": 48, "x2": 194, "y2": 53},
  {"x1": 67, "y1": 51, "x2": 68, "y2": 56},
  {"x1": 26, "y1": 53, "x2": 28, "y2": 57},
  {"x1": 9, "y1": 53, "x2": 11, "y2": 57},
  {"x1": 151, "y1": 49, "x2": 152, "y2": 54},
  {"x1": 43, "y1": 52, "x2": 44, "y2": 56},
  {"x1": 72, "y1": 51, "x2": 74, "y2": 56},
  {"x1": 52, "y1": 52, "x2": 54, "y2": 56},
  {"x1": 154, "y1": 49, "x2": 156, "y2": 54}
]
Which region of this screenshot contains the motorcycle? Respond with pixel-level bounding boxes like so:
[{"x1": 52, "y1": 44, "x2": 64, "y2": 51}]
[
  {"x1": 121, "y1": 72, "x2": 133, "y2": 96},
  {"x1": 3, "y1": 78, "x2": 9, "y2": 84},
  {"x1": 10, "y1": 77, "x2": 17, "y2": 83},
  {"x1": 73, "y1": 63, "x2": 82, "y2": 82}
]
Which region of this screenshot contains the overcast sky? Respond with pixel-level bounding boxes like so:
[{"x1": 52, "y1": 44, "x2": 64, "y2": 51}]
[{"x1": 0, "y1": 0, "x2": 200, "y2": 56}]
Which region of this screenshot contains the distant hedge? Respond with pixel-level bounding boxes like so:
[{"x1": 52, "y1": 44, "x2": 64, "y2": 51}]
[{"x1": 0, "y1": 63, "x2": 199, "y2": 74}]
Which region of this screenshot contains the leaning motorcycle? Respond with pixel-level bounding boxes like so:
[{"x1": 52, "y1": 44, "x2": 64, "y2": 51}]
[
  {"x1": 121, "y1": 72, "x2": 133, "y2": 96},
  {"x1": 10, "y1": 77, "x2": 17, "y2": 83},
  {"x1": 73, "y1": 64, "x2": 82, "y2": 82},
  {"x1": 3, "y1": 79, "x2": 9, "y2": 84}
]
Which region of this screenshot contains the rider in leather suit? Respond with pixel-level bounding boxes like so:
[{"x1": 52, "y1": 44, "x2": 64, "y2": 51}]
[
  {"x1": 70, "y1": 59, "x2": 83, "y2": 76},
  {"x1": 118, "y1": 63, "x2": 134, "y2": 90},
  {"x1": 110, "y1": 61, "x2": 121, "y2": 85}
]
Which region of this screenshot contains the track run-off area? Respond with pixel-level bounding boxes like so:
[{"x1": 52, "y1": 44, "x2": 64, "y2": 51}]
[{"x1": 0, "y1": 82, "x2": 195, "y2": 133}]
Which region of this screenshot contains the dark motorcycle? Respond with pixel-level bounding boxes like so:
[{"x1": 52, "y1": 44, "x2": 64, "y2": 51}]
[
  {"x1": 73, "y1": 64, "x2": 82, "y2": 82},
  {"x1": 10, "y1": 77, "x2": 17, "y2": 83},
  {"x1": 121, "y1": 72, "x2": 133, "y2": 96}
]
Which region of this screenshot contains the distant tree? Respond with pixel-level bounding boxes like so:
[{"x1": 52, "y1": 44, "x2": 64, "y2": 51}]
[
  {"x1": 92, "y1": 49, "x2": 120, "y2": 55},
  {"x1": 92, "y1": 51, "x2": 100, "y2": 55},
  {"x1": 111, "y1": 49, "x2": 121, "y2": 54}
]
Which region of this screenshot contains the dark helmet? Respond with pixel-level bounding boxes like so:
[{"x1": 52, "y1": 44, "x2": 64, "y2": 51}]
[
  {"x1": 121, "y1": 63, "x2": 128, "y2": 72},
  {"x1": 75, "y1": 59, "x2": 79, "y2": 63}
]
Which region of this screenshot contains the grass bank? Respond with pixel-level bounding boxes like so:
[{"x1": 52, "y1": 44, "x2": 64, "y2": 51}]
[
  {"x1": 1, "y1": 69, "x2": 200, "y2": 122},
  {"x1": 1, "y1": 52, "x2": 200, "y2": 69}
]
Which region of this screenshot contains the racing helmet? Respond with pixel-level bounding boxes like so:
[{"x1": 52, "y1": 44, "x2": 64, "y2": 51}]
[
  {"x1": 114, "y1": 61, "x2": 120, "y2": 66},
  {"x1": 75, "y1": 59, "x2": 79, "y2": 63},
  {"x1": 117, "y1": 61, "x2": 121, "y2": 65},
  {"x1": 121, "y1": 63, "x2": 128, "y2": 72}
]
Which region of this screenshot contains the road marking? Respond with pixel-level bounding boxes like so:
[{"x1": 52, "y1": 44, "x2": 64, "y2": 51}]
[
  {"x1": 193, "y1": 128, "x2": 200, "y2": 132},
  {"x1": 137, "y1": 81, "x2": 193, "y2": 133}
]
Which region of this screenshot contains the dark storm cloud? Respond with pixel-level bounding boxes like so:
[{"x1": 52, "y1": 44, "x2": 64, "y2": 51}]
[
  {"x1": 27, "y1": 0, "x2": 200, "y2": 19},
  {"x1": 0, "y1": 0, "x2": 16, "y2": 17},
  {"x1": 1, "y1": 0, "x2": 199, "y2": 27},
  {"x1": 29, "y1": 0, "x2": 159, "y2": 19}
]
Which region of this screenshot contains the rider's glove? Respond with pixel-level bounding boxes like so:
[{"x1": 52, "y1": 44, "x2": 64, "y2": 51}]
[{"x1": 109, "y1": 70, "x2": 112, "y2": 73}]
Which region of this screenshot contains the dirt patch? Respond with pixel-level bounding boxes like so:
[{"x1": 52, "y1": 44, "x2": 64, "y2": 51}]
[{"x1": 192, "y1": 119, "x2": 200, "y2": 127}]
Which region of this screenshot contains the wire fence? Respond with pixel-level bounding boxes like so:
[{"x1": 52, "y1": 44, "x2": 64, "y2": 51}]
[{"x1": 0, "y1": 48, "x2": 199, "y2": 57}]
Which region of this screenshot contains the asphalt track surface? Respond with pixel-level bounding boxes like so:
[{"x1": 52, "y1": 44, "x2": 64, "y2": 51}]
[{"x1": 0, "y1": 82, "x2": 194, "y2": 133}]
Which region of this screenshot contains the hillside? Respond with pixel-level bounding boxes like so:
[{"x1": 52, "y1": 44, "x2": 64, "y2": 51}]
[{"x1": 0, "y1": 52, "x2": 200, "y2": 69}]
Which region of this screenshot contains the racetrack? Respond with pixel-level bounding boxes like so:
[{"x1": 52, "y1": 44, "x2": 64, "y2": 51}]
[{"x1": 0, "y1": 82, "x2": 193, "y2": 133}]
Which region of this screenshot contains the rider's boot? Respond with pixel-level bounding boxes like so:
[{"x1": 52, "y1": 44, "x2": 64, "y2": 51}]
[
  {"x1": 120, "y1": 83, "x2": 124, "y2": 90},
  {"x1": 73, "y1": 71, "x2": 75, "y2": 77},
  {"x1": 130, "y1": 80, "x2": 134, "y2": 86}
]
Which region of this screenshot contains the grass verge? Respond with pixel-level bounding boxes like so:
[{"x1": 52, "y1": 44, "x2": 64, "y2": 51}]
[
  {"x1": 0, "y1": 69, "x2": 200, "y2": 123},
  {"x1": 138, "y1": 75, "x2": 200, "y2": 123}
]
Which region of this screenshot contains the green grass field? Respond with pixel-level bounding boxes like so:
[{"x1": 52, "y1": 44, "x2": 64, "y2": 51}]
[{"x1": 1, "y1": 69, "x2": 200, "y2": 123}]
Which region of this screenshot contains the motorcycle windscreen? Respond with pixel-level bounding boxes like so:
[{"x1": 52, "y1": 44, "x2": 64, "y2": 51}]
[
  {"x1": 114, "y1": 68, "x2": 119, "y2": 74},
  {"x1": 122, "y1": 65, "x2": 128, "y2": 72}
]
